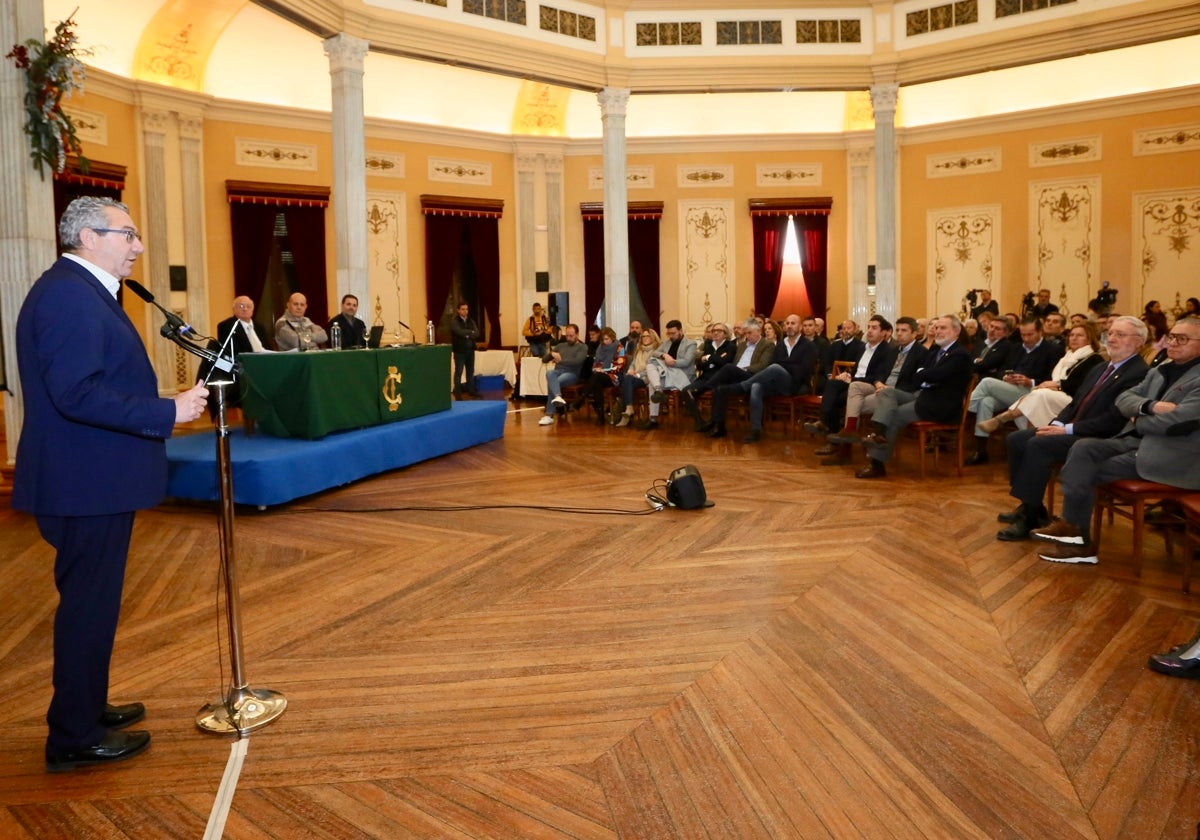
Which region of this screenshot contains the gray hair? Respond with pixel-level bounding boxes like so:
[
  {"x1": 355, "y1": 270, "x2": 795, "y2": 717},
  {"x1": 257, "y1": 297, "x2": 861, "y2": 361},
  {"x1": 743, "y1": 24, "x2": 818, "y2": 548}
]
[
  {"x1": 59, "y1": 196, "x2": 129, "y2": 250},
  {"x1": 1110, "y1": 314, "x2": 1148, "y2": 343},
  {"x1": 1174, "y1": 316, "x2": 1200, "y2": 334},
  {"x1": 940, "y1": 313, "x2": 963, "y2": 334},
  {"x1": 742, "y1": 318, "x2": 762, "y2": 332}
]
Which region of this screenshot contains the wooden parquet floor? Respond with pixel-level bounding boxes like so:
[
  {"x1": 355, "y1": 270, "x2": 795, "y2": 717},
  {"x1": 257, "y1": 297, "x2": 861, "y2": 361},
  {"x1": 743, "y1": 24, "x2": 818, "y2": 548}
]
[{"x1": 2, "y1": 401, "x2": 1198, "y2": 838}]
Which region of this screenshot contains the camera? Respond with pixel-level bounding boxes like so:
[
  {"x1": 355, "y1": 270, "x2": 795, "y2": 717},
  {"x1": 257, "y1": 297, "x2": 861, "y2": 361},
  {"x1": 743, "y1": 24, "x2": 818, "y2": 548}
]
[
  {"x1": 1020, "y1": 291, "x2": 1035, "y2": 318},
  {"x1": 1088, "y1": 281, "x2": 1118, "y2": 315}
]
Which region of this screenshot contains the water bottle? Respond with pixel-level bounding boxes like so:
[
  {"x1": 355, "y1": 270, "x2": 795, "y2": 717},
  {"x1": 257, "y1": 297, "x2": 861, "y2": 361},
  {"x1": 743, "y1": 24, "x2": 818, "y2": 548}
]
[
  {"x1": 426, "y1": 320, "x2": 435, "y2": 344},
  {"x1": 330, "y1": 323, "x2": 341, "y2": 350}
]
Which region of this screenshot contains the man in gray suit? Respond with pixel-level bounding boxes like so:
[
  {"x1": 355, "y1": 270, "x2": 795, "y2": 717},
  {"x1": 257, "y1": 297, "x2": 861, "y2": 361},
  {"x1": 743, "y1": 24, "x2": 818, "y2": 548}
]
[
  {"x1": 638, "y1": 319, "x2": 697, "y2": 429},
  {"x1": 1033, "y1": 315, "x2": 1200, "y2": 564}
]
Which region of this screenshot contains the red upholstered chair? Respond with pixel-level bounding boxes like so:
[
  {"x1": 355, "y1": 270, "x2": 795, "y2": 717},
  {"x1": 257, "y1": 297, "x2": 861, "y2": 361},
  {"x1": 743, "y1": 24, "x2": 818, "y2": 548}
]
[{"x1": 1091, "y1": 479, "x2": 1192, "y2": 586}]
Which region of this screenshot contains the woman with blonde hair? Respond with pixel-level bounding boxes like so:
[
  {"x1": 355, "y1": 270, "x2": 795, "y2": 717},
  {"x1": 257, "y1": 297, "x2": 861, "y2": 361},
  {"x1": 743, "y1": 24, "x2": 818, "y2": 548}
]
[
  {"x1": 613, "y1": 328, "x2": 660, "y2": 426},
  {"x1": 977, "y1": 321, "x2": 1103, "y2": 433}
]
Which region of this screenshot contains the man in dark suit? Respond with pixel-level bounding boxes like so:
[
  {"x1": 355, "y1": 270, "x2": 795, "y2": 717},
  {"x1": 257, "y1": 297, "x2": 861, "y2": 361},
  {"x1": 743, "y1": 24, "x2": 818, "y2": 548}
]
[
  {"x1": 996, "y1": 317, "x2": 1149, "y2": 540},
  {"x1": 973, "y1": 317, "x2": 1016, "y2": 381},
  {"x1": 970, "y1": 289, "x2": 1000, "y2": 320},
  {"x1": 822, "y1": 318, "x2": 865, "y2": 378},
  {"x1": 809, "y1": 314, "x2": 896, "y2": 436},
  {"x1": 694, "y1": 321, "x2": 736, "y2": 384},
  {"x1": 449, "y1": 301, "x2": 480, "y2": 397},
  {"x1": 327, "y1": 293, "x2": 367, "y2": 349},
  {"x1": 198, "y1": 295, "x2": 272, "y2": 407},
  {"x1": 857, "y1": 314, "x2": 975, "y2": 478},
  {"x1": 966, "y1": 316, "x2": 1063, "y2": 464},
  {"x1": 13, "y1": 197, "x2": 209, "y2": 772},
  {"x1": 704, "y1": 314, "x2": 817, "y2": 443},
  {"x1": 680, "y1": 318, "x2": 774, "y2": 427}
]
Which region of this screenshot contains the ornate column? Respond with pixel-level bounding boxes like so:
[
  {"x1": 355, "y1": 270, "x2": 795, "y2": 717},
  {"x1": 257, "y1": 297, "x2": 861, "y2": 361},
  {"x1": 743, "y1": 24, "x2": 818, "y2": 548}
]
[
  {"x1": 323, "y1": 34, "x2": 370, "y2": 307},
  {"x1": 0, "y1": 0, "x2": 56, "y2": 468},
  {"x1": 598, "y1": 87, "x2": 630, "y2": 331},
  {"x1": 179, "y1": 113, "x2": 209, "y2": 380},
  {"x1": 544, "y1": 152, "x2": 564, "y2": 293},
  {"x1": 141, "y1": 108, "x2": 175, "y2": 393},
  {"x1": 870, "y1": 83, "x2": 899, "y2": 319},
  {"x1": 847, "y1": 145, "x2": 873, "y2": 322},
  {"x1": 515, "y1": 151, "x2": 538, "y2": 313}
]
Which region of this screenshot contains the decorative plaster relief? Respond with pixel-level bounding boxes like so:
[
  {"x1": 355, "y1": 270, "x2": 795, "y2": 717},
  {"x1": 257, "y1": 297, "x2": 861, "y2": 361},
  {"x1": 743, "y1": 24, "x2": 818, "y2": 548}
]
[
  {"x1": 925, "y1": 148, "x2": 1000, "y2": 179},
  {"x1": 678, "y1": 165, "x2": 733, "y2": 188},
  {"x1": 755, "y1": 164, "x2": 822, "y2": 187},
  {"x1": 1030, "y1": 176, "x2": 1100, "y2": 314},
  {"x1": 1029, "y1": 136, "x2": 1101, "y2": 167},
  {"x1": 65, "y1": 107, "x2": 107, "y2": 146},
  {"x1": 235, "y1": 138, "x2": 317, "y2": 171},
  {"x1": 366, "y1": 152, "x2": 406, "y2": 178},
  {"x1": 588, "y1": 166, "x2": 655, "y2": 190},
  {"x1": 926, "y1": 205, "x2": 1000, "y2": 316},
  {"x1": 1134, "y1": 123, "x2": 1200, "y2": 157},
  {"x1": 428, "y1": 157, "x2": 492, "y2": 185},
  {"x1": 1134, "y1": 188, "x2": 1200, "y2": 310},
  {"x1": 679, "y1": 199, "x2": 734, "y2": 332},
  {"x1": 367, "y1": 191, "x2": 410, "y2": 339}
]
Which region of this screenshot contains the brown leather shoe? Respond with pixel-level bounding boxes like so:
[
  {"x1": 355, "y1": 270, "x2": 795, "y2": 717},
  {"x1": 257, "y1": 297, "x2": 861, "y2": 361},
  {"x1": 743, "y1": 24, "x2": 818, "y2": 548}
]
[
  {"x1": 862, "y1": 432, "x2": 887, "y2": 447},
  {"x1": 813, "y1": 443, "x2": 837, "y2": 456},
  {"x1": 855, "y1": 459, "x2": 886, "y2": 479}
]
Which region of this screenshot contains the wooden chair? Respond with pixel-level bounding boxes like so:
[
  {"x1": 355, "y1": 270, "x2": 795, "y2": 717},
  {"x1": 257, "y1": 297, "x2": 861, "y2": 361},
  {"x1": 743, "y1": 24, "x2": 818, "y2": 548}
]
[
  {"x1": 1091, "y1": 479, "x2": 1192, "y2": 583},
  {"x1": 906, "y1": 380, "x2": 974, "y2": 478},
  {"x1": 795, "y1": 360, "x2": 855, "y2": 431},
  {"x1": 1180, "y1": 495, "x2": 1200, "y2": 593}
]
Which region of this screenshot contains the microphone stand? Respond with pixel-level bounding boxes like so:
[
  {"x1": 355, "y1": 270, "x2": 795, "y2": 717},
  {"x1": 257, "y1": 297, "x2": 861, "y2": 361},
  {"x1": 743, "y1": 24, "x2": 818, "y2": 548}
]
[
  {"x1": 398, "y1": 319, "x2": 414, "y2": 345},
  {"x1": 195, "y1": 376, "x2": 287, "y2": 735},
  {"x1": 136, "y1": 299, "x2": 286, "y2": 733}
]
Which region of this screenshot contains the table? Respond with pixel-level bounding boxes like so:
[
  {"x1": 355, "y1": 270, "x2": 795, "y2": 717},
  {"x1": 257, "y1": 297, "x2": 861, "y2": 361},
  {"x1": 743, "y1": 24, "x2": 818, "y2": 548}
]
[
  {"x1": 520, "y1": 356, "x2": 551, "y2": 396},
  {"x1": 474, "y1": 349, "x2": 517, "y2": 385},
  {"x1": 239, "y1": 345, "x2": 452, "y2": 438}
]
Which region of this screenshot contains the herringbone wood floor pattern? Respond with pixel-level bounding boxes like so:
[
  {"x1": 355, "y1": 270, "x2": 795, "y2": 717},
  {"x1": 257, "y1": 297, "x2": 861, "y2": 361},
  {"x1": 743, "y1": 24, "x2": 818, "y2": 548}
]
[{"x1": 2, "y1": 402, "x2": 1198, "y2": 838}]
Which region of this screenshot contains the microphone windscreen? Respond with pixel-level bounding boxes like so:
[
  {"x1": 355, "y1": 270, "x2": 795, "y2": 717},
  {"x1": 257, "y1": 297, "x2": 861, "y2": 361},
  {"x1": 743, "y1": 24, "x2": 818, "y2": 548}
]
[{"x1": 124, "y1": 279, "x2": 155, "y2": 303}]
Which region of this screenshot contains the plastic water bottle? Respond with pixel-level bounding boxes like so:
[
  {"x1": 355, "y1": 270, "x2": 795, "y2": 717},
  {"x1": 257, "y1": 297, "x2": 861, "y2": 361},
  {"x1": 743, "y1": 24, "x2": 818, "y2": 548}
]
[
  {"x1": 426, "y1": 320, "x2": 435, "y2": 344},
  {"x1": 330, "y1": 323, "x2": 341, "y2": 350}
]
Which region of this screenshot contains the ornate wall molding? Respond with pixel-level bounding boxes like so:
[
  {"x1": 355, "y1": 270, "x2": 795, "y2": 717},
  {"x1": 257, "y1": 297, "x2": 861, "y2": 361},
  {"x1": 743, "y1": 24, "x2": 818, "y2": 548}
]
[
  {"x1": 1029, "y1": 136, "x2": 1101, "y2": 167},
  {"x1": 678, "y1": 199, "x2": 734, "y2": 332},
  {"x1": 755, "y1": 164, "x2": 822, "y2": 187},
  {"x1": 64, "y1": 106, "x2": 108, "y2": 146},
  {"x1": 926, "y1": 205, "x2": 1000, "y2": 316},
  {"x1": 587, "y1": 165, "x2": 654, "y2": 190},
  {"x1": 1134, "y1": 187, "x2": 1200, "y2": 311},
  {"x1": 235, "y1": 138, "x2": 318, "y2": 171},
  {"x1": 428, "y1": 156, "x2": 493, "y2": 185},
  {"x1": 1030, "y1": 176, "x2": 1100, "y2": 314},
  {"x1": 1134, "y1": 123, "x2": 1200, "y2": 157},
  {"x1": 366, "y1": 151, "x2": 406, "y2": 178},
  {"x1": 678, "y1": 164, "x2": 733, "y2": 188},
  {"x1": 925, "y1": 148, "x2": 1000, "y2": 178},
  {"x1": 366, "y1": 190, "x2": 410, "y2": 339}
]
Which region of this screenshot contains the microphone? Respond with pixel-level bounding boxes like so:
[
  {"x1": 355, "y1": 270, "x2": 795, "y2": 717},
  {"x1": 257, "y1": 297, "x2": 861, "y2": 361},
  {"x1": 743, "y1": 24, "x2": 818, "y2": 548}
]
[{"x1": 125, "y1": 279, "x2": 202, "y2": 339}]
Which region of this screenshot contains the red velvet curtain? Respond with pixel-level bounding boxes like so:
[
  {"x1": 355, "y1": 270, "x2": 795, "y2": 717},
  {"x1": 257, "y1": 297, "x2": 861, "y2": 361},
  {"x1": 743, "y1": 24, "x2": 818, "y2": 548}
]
[
  {"x1": 283, "y1": 206, "x2": 329, "y2": 327},
  {"x1": 752, "y1": 214, "x2": 790, "y2": 317},
  {"x1": 583, "y1": 218, "x2": 605, "y2": 326},
  {"x1": 795, "y1": 215, "x2": 829, "y2": 323},
  {"x1": 424, "y1": 213, "x2": 502, "y2": 347},
  {"x1": 466, "y1": 216, "x2": 502, "y2": 348},
  {"x1": 230, "y1": 202, "x2": 287, "y2": 341},
  {"x1": 582, "y1": 216, "x2": 660, "y2": 330},
  {"x1": 424, "y1": 214, "x2": 461, "y2": 332}
]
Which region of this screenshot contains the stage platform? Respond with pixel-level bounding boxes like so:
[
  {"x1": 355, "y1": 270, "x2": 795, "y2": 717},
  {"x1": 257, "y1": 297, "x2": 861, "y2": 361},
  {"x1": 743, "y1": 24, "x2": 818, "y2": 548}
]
[{"x1": 165, "y1": 400, "x2": 506, "y2": 507}]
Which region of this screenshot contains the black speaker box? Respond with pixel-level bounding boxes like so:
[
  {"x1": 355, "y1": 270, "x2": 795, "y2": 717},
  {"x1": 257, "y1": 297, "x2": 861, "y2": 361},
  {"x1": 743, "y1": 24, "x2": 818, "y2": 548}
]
[
  {"x1": 666, "y1": 464, "x2": 712, "y2": 509},
  {"x1": 548, "y1": 291, "x2": 569, "y2": 327}
]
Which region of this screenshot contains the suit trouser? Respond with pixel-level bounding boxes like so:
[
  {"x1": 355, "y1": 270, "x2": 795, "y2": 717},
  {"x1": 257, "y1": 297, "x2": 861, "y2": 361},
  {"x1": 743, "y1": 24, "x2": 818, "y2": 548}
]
[
  {"x1": 713, "y1": 365, "x2": 792, "y2": 431},
  {"x1": 845, "y1": 381, "x2": 881, "y2": 420},
  {"x1": 864, "y1": 388, "x2": 919, "y2": 463},
  {"x1": 820, "y1": 378, "x2": 849, "y2": 429},
  {"x1": 1058, "y1": 436, "x2": 1141, "y2": 533},
  {"x1": 1005, "y1": 428, "x2": 1081, "y2": 508},
  {"x1": 969, "y1": 378, "x2": 1029, "y2": 436},
  {"x1": 37, "y1": 512, "x2": 135, "y2": 755},
  {"x1": 686, "y1": 364, "x2": 750, "y2": 395},
  {"x1": 453, "y1": 349, "x2": 476, "y2": 393}
]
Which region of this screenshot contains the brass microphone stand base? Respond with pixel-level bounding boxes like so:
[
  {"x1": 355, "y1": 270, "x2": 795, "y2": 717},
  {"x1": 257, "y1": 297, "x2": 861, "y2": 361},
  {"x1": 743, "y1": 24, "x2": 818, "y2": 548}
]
[{"x1": 196, "y1": 687, "x2": 288, "y2": 735}]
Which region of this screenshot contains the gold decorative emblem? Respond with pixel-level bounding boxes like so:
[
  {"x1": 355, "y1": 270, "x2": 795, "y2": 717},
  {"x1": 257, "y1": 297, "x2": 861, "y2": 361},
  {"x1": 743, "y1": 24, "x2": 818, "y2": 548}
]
[{"x1": 382, "y1": 365, "x2": 403, "y2": 412}]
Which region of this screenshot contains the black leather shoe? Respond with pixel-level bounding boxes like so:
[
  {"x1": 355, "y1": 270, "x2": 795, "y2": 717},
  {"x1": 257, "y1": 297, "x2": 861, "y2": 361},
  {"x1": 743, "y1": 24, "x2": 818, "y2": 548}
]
[
  {"x1": 742, "y1": 429, "x2": 762, "y2": 443},
  {"x1": 99, "y1": 702, "x2": 145, "y2": 730},
  {"x1": 997, "y1": 504, "x2": 1024, "y2": 523},
  {"x1": 635, "y1": 418, "x2": 659, "y2": 430},
  {"x1": 827, "y1": 431, "x2": 862, "y2": 445},
  {"x1": 46, "y1": 730, "x2": 151, "y2": 773},
  {"x1": 965, "y1": 450, "x2": 989, "y2": 466},
  {"x1": 680, "y1": 391, "x2": 699, "y2": 418},
  {"x1": 696, "y1": 420, "x2": 715, "y2": 433},
  {"x1": 707, "y1": 424, "x2": 727, "y2": 439},
  {"x1": 802, "y1": 420, "x2": 829, "y2": 435},
  {"x1": 855, "y1": 459, "x2": 886, "y2": 479},
  {"x1": 997, "y1": 518, "x2": 1034, "y2": 541},
  {"x1": 862, "y1": 433, "x2": 887, "y2": 447},
  {"x1": 1147, "y1": 652, "x2": 1200, "y2": 680},
  {"x1": 813, "y1": 443, "x2": 838, "y2": 456}
]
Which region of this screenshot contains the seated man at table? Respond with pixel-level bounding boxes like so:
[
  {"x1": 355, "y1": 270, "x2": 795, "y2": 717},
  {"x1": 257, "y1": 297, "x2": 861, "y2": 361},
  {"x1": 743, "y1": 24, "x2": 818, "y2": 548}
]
[
  {"x1": 327, "y1": 293, "x2": 367, "y2": 349},
  {"x1": 275, "y1": 292, "x2": 328, "y2": 351},
  {"x1": 539, "y1": 324, "x2": 587, "y2": 426},
  {"x1": 198, "y1": 296, "x2": 270, "y2": 409}
]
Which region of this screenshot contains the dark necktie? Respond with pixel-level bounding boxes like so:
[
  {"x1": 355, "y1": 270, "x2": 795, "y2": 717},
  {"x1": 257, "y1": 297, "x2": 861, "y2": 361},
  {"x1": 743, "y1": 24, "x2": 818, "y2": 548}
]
[{"x1": 1071, "y1": 364, "x2": 1115, "y2": 420}]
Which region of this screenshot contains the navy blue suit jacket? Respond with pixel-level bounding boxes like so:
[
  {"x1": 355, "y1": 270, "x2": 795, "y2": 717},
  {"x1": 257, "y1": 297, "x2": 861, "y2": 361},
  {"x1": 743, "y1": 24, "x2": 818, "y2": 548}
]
[{"x1": 14, "y1": 258, "x2": 176, "y2": 517}]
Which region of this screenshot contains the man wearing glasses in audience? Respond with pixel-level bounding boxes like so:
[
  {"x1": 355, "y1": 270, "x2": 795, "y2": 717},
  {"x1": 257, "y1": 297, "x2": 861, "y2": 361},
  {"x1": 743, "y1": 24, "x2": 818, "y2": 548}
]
[{"x1": 1033, "y1": 316, "x2": 1200, "y2": 564}]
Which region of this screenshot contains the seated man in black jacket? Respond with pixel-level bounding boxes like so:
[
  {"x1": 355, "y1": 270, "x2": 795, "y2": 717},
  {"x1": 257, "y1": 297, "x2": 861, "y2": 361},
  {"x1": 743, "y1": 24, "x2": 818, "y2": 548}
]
[
  {"x1": 701, "y1": 314, "x2": 817, "y2": 443},
  {"x1": 807, "y1": 314, "x2": 894, "y2": 437},
  {"x1": 996, "y1": 316, "x2": 1149, "y2": 540}
]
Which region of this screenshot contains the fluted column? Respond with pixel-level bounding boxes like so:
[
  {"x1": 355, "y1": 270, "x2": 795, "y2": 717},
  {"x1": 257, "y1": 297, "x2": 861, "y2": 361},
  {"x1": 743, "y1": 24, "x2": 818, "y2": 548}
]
[
  {"x1": 323, "y1": 33, "x2": 370, "y2": 307},
  {"x1": 847, "y1": 145, "x2": 873, "y2": 322},
  {"x1": 598, "y1": 88, "x2": 630, "y2": 331},
  {"x1": 870, "y1": 83, "x2": 899, "y2": 319},
  {"x1": 544, "y1": 152, "x2": 564, "y2": 293},
  {"x1": 141, "y1": 108, "x2": 175, "y2": 394},
  {"x1": 516, "y1": 152, "x2": 538, "y2": 313},
  {"x1": 0, "y1": 0, "x2": 56, "y2": 466},
  {"x1": 179, "y1": 113, "x2": 209, "y2": 380}
]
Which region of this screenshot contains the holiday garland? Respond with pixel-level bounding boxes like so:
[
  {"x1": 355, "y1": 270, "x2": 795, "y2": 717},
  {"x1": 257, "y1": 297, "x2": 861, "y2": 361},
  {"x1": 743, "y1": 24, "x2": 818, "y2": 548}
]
[{"x1": 6, "y1": 14, "x2": 91, "y2": 179}]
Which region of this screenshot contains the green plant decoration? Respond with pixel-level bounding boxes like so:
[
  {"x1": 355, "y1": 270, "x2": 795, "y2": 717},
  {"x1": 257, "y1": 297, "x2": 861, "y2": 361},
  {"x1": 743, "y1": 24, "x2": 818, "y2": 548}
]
[{"x1": 6, "y1": 13, "x2": 91, "y2": 179}]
